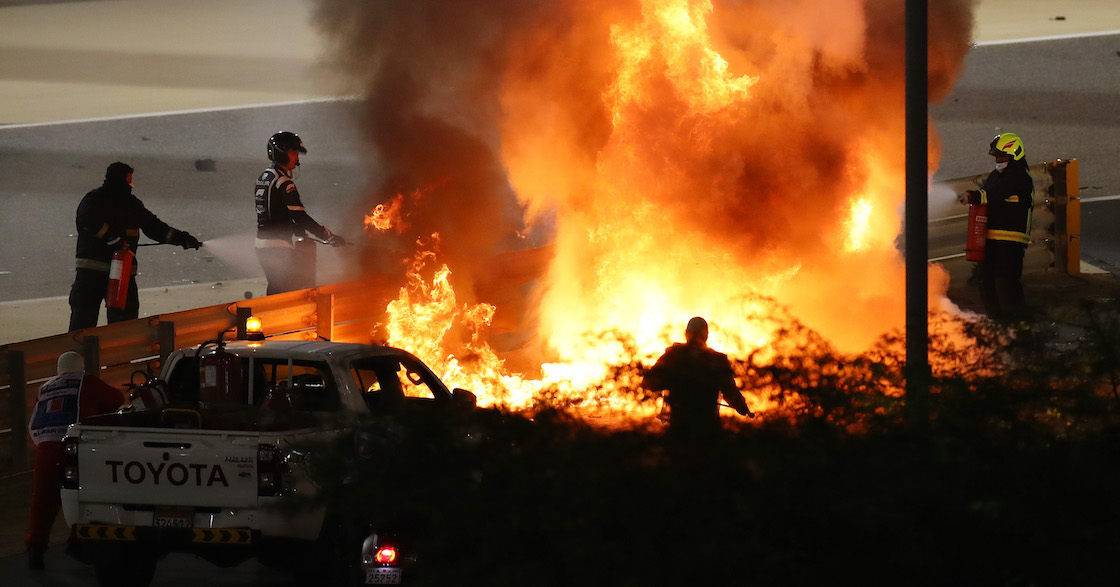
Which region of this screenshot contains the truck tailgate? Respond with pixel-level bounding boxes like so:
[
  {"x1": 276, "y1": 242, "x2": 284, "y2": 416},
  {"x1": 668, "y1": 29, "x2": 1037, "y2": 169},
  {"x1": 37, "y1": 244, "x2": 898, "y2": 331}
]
[{"x1": 77, "y1": 427, "x2": 260, "y2": 508}]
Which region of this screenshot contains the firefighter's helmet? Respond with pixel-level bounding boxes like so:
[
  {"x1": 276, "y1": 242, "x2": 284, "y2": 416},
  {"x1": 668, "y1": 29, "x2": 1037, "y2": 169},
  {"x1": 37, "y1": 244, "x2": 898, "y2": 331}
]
[
  {"x1": 267, "y1": 131, "x2": 308, "y2": 166},
  {"x1": 988, "y1": 133, "x2": 1025, "y2": 161}
]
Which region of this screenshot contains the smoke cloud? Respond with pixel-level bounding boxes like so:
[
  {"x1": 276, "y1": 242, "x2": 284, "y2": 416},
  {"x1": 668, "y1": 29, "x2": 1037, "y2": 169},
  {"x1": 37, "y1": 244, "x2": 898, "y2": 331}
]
[{"x1": 313, "y1": 0, "x2": 975, "y2": 356}]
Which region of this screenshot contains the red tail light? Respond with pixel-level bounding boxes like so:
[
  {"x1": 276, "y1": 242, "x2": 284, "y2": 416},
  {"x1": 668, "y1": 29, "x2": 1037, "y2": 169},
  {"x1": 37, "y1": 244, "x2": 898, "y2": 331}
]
[
  {"x1": 59, "y1": 436, "x2": 80, "y2": 490},
  {"x1": 374, "y1": 546, "x2": 398, "y2": 565},
  {"x1": 257, "y1": 444, "x2": 286, "y2": 496}
]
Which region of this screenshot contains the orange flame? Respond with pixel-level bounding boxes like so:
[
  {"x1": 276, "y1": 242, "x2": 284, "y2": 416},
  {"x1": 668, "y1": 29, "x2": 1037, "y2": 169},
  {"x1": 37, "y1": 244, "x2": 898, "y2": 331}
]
[
  {"x1": 364, "y1": 190, "x2": 423, "y2": 234},
  {"x1": 350, "y1": 0, "x2": 975, "y2": 425}
]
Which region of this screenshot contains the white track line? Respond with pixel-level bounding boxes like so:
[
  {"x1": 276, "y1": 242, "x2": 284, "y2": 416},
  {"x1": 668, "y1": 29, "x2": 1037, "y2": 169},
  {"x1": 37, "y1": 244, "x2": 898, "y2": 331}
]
[
  {"x1": 1081, "y1": 195, "x2": 1120, "y2": 204},
  {"x1": 0, "y1": 96, "x2": 360, "y2": 130},
  {"x1": 975, "y1": 29, "x2": 1120, "y2": 47}
]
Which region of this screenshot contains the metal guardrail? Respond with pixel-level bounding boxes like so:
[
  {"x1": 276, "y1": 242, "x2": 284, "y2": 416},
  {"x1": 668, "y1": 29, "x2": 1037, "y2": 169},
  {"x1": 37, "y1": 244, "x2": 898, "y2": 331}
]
[
  {"x1": 0, "y1": 276, "x2": 398, "y2": 473},
  {"x1": 0, "y1": 162, "x2": 1079, "y2": 474},
  {"x1": 930, "y1": 159, "x2": 1080, "y2": 281}
]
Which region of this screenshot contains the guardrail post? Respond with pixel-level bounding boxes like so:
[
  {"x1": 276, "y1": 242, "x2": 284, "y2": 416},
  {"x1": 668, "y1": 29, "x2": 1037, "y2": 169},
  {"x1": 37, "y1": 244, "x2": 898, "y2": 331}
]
[
  {"x1": 159, "y1": 321, "x2": 176, "y2": 366},
  {"x1": 1064, "y1": 159, "x2": 1081, "y2": 275},
  {"x1": 317, "y1": 293, "x2": 334, "y2": 342},
  {"x1": 236, "y1": 307, "x2": 252, "y2": 340},
  {"x1": 82, "y1": 335, "x2": 100, "y2": 373},
  {"x1": 7, "y1": 350, "x2": 28, "y2": 470},
  {"x1": 1046, "y1": 159, "x2": 1081, "y2": 275}
]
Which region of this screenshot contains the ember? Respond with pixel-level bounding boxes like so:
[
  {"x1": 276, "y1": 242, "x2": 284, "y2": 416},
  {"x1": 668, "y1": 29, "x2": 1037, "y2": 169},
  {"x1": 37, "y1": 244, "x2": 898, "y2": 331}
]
[{"x1": 314, "y1": 0, "x2": 976, "y2": 421}]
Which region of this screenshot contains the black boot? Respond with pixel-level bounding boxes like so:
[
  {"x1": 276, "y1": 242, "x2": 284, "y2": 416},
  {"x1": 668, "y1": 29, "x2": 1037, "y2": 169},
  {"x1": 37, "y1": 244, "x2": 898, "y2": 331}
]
[{"x1": 27, "y1": 545, "x2": 45, "y2": 571}]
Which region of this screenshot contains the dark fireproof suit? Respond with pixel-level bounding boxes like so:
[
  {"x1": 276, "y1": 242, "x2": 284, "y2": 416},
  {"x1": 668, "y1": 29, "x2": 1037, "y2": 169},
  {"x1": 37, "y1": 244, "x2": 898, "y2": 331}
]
[
  {"x1": 68, "y1": 171, "x2": 193, "y2": 330},
  {"x1": 254, "y1": 164, "x2": 334, "y2": 295},
  {"x1": 644, "y1": 342, "x2": 749, "y2": 442},
  {"x1": 964, "y1": 157, "x2": 1034, "y2": 317}
]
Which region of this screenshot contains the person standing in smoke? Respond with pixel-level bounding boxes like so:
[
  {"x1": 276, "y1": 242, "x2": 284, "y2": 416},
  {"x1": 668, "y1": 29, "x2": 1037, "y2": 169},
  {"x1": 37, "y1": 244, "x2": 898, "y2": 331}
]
[
  {"x1": 958, "y1": 132, "x2": 1034, "y2": 320},
  {"x1": 254, "y1": 131, "x2": 347, "y2": 295},
  {"x1": 68, "y1": 162, "x2": 202, "y2": 331},
  {"x1": 644, "y1": 317, "x2": 753, "y2": 443}
]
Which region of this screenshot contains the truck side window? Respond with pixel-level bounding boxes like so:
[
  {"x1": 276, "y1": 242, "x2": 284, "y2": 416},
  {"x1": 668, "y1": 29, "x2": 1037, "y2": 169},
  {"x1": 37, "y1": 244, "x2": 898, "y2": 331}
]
[
  {"x1": 256, "y1": 360, "x2": 340, "y2": 412},
  {"x1": 353, "y1": 357, "x2": 437, "y2": 412}
]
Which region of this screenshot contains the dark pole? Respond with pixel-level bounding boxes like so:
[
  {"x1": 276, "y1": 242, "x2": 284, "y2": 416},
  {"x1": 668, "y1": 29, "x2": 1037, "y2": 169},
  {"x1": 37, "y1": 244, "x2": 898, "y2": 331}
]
[{"x1": 905, "y1": 0, "x2": 930, "y2": 424}]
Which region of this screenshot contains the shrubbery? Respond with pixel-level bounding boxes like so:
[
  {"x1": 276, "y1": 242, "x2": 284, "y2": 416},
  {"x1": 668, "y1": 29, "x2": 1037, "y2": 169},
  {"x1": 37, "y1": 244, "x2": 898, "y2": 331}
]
[{"x1": 308, "y1": 300, "x2": 1120, "y2": 586}]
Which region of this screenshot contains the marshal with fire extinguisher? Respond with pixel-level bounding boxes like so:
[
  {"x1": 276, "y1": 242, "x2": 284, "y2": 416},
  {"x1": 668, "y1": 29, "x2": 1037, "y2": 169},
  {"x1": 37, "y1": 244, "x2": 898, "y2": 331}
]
[{"x1": 965, "y1": 203, "x2": 988, "y2": 262}]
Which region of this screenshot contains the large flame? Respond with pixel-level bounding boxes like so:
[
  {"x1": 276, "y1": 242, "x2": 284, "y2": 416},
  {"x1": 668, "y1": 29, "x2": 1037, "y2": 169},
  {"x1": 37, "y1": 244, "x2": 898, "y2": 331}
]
[{"x1": 318, "y1": 0, "x2": 976, "y2": 421}]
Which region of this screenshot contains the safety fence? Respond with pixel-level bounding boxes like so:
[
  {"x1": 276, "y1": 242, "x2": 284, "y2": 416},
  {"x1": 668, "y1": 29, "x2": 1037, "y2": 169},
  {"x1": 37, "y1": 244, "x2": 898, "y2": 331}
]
[
  {"x1": 0, "y1": 276, "x2": 398, "y2": 474},
  {"x1": 931, "y1": 159, "x2": 1080, "y2": 279},
  {"x1": 0, "y1": 163, "x2": 1080, "y2": 475}
]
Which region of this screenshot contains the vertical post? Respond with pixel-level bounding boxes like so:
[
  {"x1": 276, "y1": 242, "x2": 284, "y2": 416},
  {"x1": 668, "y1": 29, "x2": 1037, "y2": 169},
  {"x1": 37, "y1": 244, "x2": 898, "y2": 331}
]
[
  {"x1": 317, "y1": 293, "x2": 335, "y2": 342},
  {"x1": 236, "y1": 307, "x2": 252, "y2": 340},
  {"x1": 82, "y1": 335, "x2": 100, "y2": 375},
  {"x1": 905, "y1": 0, "x2": 930, "y2": 424},
  {"x1": 1064, "y1": 160, "x2": 1081, "y2": 275},
  {"x1": 8, "y1": 350, "x2": 28, "y2": 470},
  {"x1": 159, "y1": 321, "x2": 176, "y2": 367}
]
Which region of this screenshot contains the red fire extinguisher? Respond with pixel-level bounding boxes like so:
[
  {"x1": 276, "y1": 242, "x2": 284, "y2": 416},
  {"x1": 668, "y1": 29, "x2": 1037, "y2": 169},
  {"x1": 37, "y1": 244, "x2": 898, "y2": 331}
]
[
  {"x1": 965, "y1": 204, "x2": 988, "y2": 262},
  {"x1": 197, "y1": 340, "x2": 246, "y2": 408},
  {"x1": 106, "y1": 243, "x2": 134, "y2": 309}
]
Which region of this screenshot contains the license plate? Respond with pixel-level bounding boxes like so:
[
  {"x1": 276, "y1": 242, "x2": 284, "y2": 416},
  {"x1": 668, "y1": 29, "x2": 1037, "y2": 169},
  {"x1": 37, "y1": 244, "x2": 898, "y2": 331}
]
[
  {"x1": 153, "y1": 511, "x2": 194, "y2": 529},
  {"x1": 366, "y1": 567, "x2": 402, "y2": 584}
]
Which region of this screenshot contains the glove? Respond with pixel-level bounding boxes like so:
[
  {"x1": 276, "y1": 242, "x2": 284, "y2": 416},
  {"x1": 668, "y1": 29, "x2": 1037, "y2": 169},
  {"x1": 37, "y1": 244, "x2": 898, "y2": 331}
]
[
  {"x1": 175, "y1": 231, "x2": 202, "y2": 250},
  {"x1": 325, "y1": 234, "x2": 347, "y2": 247},
  {"x1": 958, "y1": 190, "x2": 978, "y2": 205}
]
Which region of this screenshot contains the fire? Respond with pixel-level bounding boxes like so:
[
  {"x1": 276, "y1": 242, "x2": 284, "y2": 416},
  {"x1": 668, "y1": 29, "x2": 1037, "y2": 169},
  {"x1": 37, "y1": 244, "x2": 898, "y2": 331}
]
[
  {"x1": 336, "y1": 0, "x2": 976, "y2": 424},
  {"x1": 608, "y1": 0, "x2": 757, "y2": 117},
  {"x1": 363, "y1": 189, "x2": 422, "y2": 234},
  {"x1": 844, "y1": 198, "x2": 874, "y2": 253}
]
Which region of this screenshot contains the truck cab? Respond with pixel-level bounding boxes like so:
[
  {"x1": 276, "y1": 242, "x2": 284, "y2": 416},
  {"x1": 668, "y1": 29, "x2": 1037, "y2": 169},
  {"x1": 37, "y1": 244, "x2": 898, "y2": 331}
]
[{"x1": 60, "y1": 338, "x2": 475, "y2": 586}]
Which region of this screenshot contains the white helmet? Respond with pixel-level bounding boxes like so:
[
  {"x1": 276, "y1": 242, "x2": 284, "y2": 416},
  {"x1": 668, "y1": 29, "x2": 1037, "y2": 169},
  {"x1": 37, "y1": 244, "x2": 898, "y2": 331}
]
[{"x1": 57, "y1": 351, "x2": 84, "y2": 375}]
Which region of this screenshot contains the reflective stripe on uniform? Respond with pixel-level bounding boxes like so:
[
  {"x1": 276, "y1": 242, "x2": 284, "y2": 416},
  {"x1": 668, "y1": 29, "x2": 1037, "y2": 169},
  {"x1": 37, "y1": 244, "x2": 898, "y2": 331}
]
[
  {"x1": 987, "y1": 229, "x2": 1030, "y2": 244},
  {"x1": 75, "y1": 257, "x2": 139, "y2": 275}
]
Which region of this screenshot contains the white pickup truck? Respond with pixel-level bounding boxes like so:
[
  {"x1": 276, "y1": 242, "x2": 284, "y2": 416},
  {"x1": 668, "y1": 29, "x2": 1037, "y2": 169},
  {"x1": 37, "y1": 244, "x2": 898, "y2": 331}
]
[{"x1": 59, "y1": 336, "x2": 477, "y2": 587}]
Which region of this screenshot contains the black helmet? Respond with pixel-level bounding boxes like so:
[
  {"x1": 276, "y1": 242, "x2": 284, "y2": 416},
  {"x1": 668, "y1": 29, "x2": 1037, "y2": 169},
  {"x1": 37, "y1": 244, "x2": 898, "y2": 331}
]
[{"x1": 267, "y1": 131, "x2": 307, "y2": 166}]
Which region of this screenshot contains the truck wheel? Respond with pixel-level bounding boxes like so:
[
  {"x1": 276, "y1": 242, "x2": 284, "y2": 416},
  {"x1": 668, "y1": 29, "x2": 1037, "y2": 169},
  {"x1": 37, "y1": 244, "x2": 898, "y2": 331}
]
[{"x1": 93, "y1": 544, "x2": 157, "y2": 587}]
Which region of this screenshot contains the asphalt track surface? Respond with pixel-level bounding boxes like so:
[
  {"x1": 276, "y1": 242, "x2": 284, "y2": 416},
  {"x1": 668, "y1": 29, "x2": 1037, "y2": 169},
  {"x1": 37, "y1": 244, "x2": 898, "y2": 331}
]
[
  {"x1": 3, "y1": 36, "x2": 1120, "y2": 303},
  {"x1": 931, "y1": 32, "x2": 1120, "y2": 273},
  {"x1": 0, "y1": 99, "x2": 375, "y2": 303}
]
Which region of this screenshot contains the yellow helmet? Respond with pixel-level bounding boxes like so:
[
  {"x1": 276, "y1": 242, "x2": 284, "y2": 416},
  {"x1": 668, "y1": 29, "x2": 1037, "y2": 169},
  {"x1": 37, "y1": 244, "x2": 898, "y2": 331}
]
[{"x1": 989, "y1": 132, "x2": 1025, "y2": 161}]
